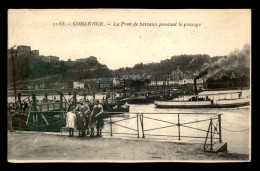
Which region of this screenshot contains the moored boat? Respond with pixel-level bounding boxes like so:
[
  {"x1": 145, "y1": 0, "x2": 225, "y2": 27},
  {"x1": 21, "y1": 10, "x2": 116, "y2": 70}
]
[
  {"x1": 155, "y1": 78, "x2": 250, "y2": 108},
  {"x1": 155, "y1": 100, "x2": 212, "y2": 108},
  {"x1": 154, "y1": 92, "x2": 249, "y2": 108},
  {"x1": 214, "y1": 97, "x2": 249, "y2": 108}
]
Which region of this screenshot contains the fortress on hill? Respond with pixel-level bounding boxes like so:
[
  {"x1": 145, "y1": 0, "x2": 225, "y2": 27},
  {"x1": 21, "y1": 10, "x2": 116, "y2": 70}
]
[{"x1": 8, "y1": 45, "x2": 59, "y2": 63}]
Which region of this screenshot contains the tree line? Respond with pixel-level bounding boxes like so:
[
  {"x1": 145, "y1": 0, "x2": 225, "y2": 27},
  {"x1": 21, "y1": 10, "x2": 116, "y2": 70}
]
[{"x1": 8, "y1": 53, "x2": 250, "y2": 89}]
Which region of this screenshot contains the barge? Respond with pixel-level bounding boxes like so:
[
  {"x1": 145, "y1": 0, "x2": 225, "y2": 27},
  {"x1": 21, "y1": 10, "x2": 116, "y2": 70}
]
[
  {"x1": 154, "y1": 93, "x2": 249, "y2": 108},
  {"x1": 154, "y1": 79, "x2": 249, "y2": 108}
]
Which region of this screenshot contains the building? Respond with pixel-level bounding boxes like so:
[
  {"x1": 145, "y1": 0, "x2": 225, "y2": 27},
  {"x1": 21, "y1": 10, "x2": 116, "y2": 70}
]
[
  {"x1": 120, "y1": 73, "x2": 152, "y2": 81},
  {"x1": 48, "y1": 56, "x2": 59, "y2": 63},
  {"x1": 39, "y1": 55, "x2": 59, "y2": 63},
  {"x1": 8, "y1": 45, "x2": 39, "y2": 57},
  {"x1": 81, "y1": 78, "x2": 122, "y2": 89},
  {"x1": 76, "y1": 56, "x2": 97, "y2": 63},
  {"x1": 49, "y1": 83, "x2": 68, "y2": 89},
  {"x1": 148, "y1": 78, "x2": 204, "y2": 86},
  {"x1": 26, "y1": 81, "x2": 47, "y2": 90},
  {"x1": 73, "y1": 82, "x2": 85, "y2": 89},
  {"x1": 97, "y1": 78, "x2": 114, "y2": 89},
  {"x1": 31, "y1": 50, "x2": 39, "y2": 57},
  {"x1": 112, "y1": 78, "x2": 120, "y2": 86},
  {"x1": 13, "y1": 45, "x2": 31, "y2": 56},
  {"x1": 17, "y1": 45, "x2": 31, "y2": 53},
  {"x1": 170, "y1": 66, "x2": 184, "y2": 81},
  {"x1": 8, "y1": 45, "x2": 60, "y2": 64},
  {"x1": 76, "y1": 58, "x2": 88, "y2": 62},
  {"x1": 149, "y1": 80, "x2": 164, "y2": 86}
]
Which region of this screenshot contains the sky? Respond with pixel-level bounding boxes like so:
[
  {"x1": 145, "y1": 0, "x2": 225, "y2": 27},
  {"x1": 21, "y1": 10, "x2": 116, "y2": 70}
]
[{"x1": 8, "y1": 9, "x2": 251, "y2": 70}]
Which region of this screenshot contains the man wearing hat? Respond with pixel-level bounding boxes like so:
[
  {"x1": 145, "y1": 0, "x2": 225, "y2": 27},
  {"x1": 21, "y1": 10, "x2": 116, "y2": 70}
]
[
  {"x1": 66, "y1": 105, "x2": 76, "y2": 137},
  {"x1": 75, "y1": 99, "x2": 90, "y2": 136},
  {"x1": 90, "y1": 100, "x2": 104, "y2": 138}
]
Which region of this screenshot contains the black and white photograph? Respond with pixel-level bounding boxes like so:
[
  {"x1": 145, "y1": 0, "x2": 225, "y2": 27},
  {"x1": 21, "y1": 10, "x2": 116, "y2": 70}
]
[{"x1": 7, "y1": 9, "x2": 251, "y2": 162}]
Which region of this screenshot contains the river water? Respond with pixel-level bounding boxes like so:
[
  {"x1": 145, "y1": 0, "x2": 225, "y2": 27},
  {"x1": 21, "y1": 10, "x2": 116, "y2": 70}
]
[
  {"x1": 104, "y1": 90, "x2": 250, "y2": 155},
  {"x1": 121, "y1": 104, "x2": 250, "y2": 155},
  {"x1": 7, "y1": 90, "x2": 250, "y2": 155}
]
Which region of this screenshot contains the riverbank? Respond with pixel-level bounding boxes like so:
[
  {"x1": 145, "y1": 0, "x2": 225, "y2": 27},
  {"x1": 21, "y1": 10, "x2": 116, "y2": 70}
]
[
  {"x1": 7, "y1": 88, "x2": 96, "y2": 96},
  {"x1": 7, "y1": 87, "x2": 250, "y2": 97},
  {"x1": 8, "y1": 131, "x2": 249, "y2": 162}
]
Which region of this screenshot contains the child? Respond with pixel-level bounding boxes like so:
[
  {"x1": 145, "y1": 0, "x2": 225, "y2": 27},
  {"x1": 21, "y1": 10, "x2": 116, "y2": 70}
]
[{"x1": 66, "y1": 106, "x2": 76, "y2": 137}]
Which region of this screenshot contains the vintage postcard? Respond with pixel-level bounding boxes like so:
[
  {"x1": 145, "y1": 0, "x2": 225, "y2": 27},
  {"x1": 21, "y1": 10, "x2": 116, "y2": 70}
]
[{"x1": 7, "y1": 9, "x2": 251, "y2": 163}]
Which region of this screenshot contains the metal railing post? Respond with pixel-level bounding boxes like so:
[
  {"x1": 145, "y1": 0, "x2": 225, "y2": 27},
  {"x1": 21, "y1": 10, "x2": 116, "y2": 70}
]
[
  {"x1": 141, "y1": 113, "x2": 145, "y2": 138},
  {"x1": 45, "y1": 93, "x2": 48, "y2": 101},
  {"x1": 218, "y1": 114, "x2": 222, "y2": 143},
  {"x1": 110, "y1": 114, "x2": 112, "y2": 136},
  {"x1": 73, "y1": 92, "x2": 77, "y2": 107},
  {"x1": 60, "y1": 112, "x2": 62, "y2": 132},
  {"x1": 40, "y1": 112, "x2": 42, "y2": 133},
  {"x1": 60, "y1": 92, "x2": 63, "y2": 112},
  {"x1": 178, "y1": 113, "x2": 180, "y2": 140},
  {"x1": 32, "y1": 94, "x2": 37, "y2": 111},
  {"x1": 137, "y1": 113, "x2": 139, "y2": 138},
  {"x1": 139, "y1": 114, "x2": 143, "y2": 138},
  {"x1": 204, "y1": 120, "x2": 211, "y2": 150},
  {"x1": 18, "y1": 93, "x2": 21, "y2": 104},
  {"x1": 210, "y1": 118, "x2": 213, "y2": 150},
  {"x1": 19, "y1": 109, "x2": 21, "y2": 131},
  {"x1": 37, "y1": 113, "x2": 40, "y2": 132}
]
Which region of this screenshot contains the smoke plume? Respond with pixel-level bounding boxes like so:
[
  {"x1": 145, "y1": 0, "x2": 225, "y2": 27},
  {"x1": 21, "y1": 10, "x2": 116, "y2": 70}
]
[{"x1": 195, "y1": 44, "x2": 250, "y2": 79}]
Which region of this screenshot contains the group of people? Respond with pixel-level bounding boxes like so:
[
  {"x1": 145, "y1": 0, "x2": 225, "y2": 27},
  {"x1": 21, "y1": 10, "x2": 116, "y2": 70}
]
[
  {"x1": 7, "y1": 101, "x2": 29, "y2": 132},
  {"x1": 9, "y1": 101, "x2": 29, "y2": 112},
  {"x1": 66, "y1": 99, "x2": 104, "y2": 138}
]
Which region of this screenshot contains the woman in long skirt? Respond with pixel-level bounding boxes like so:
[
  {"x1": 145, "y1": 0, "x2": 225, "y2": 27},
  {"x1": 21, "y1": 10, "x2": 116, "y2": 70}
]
[{"x1": 90, "y1": 100, "x2": 104, "y2": 138}]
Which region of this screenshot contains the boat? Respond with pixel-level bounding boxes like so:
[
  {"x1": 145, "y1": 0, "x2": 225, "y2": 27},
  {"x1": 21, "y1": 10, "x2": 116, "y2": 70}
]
[
  {"x1": 154, "y1": 92, "x2": 249, "y2": 108},
  {"x1": 101, "y1": 100, "x2": 130, "y2": 117},
  {"x1": 103, "y1": 106, "x2": 130, "y2": 118},
  {"x1": 212, "y1": 96, "x2": 249, "y2": 108},
  {"x1": 124, "y1": 91, "x2": 161, "y2": 104},
  {"x1": 154, "y1": 79, "x2": 250, "y2": 108}
]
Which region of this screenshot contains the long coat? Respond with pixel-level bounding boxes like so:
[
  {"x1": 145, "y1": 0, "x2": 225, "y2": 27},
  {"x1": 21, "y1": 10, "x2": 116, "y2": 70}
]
[
  {"x1": 77, "y1": 116, "x2": 86, "y2": 130},
  {"x1": 90, "y1": 104, "x2": 104, "y2": 128}
]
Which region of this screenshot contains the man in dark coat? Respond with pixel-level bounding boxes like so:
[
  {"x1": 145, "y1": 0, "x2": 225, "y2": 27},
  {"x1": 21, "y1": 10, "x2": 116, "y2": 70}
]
[{"x1": 76, "y1": 112, "x2": 86, "y2": 137}]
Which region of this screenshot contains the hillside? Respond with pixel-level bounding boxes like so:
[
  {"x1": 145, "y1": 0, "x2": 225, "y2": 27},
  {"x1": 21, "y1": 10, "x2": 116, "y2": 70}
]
[
  {"x1": 113, "y1": 44, "x2": 250, "y2": 89},
  {"x1": 8, "y1": 55, "x2": 113, "y2": 88},
  {"x1": 8, "y1": 45, "x2": 250, "y2": 89},
  {"x1": 114, "y1": 54, "x2": 222, "y2": 79}
]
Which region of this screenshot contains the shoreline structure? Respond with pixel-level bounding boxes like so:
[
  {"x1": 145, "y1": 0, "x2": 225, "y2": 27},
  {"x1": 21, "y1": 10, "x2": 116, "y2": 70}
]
[
  {"x1": 7, "y1": 87, "x2": 250, "y2": 96},
  {"x1": 7, "y1": 89, "x2": 250, "y2": 161}
]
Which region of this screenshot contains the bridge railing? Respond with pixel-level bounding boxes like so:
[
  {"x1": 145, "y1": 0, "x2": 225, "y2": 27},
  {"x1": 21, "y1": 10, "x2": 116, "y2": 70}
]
[
  {"x1": 11, "y1": 111, "x2": 222, "y2": 150},
  {"x1": 12, "y1": 110, "x2": 67, "y2": 132},
  {"x1": 102, "y1": 112, "x2": 222, "y2": 150}
]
